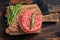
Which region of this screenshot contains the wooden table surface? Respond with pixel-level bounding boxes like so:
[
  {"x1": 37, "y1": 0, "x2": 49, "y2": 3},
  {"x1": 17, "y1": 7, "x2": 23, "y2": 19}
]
[{"x1": 0, "y1": 0, "x2": 60, "y2": 40}]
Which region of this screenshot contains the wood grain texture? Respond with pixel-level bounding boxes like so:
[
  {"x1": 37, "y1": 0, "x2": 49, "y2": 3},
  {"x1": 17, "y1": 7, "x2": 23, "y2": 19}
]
[{"x1": 47, "y1": 4, "x2": 60, "y2": 12}]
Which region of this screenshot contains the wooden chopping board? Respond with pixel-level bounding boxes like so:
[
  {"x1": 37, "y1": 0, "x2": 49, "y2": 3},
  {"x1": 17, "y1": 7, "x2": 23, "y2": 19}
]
[{"x1": 6, "y1": 4, "x2": 59, "y2": 35}]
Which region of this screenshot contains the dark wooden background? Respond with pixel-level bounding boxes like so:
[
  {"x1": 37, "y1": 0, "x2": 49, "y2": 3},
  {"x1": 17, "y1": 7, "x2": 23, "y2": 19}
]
[{"x1": 0, "y1": 0, "x2": 60, "y2": 40}]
